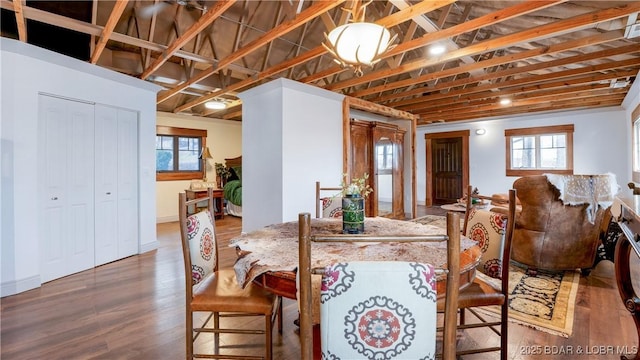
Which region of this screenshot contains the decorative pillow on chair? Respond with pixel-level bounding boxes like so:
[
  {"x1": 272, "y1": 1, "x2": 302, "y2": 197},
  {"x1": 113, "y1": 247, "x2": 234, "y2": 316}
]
[
  {"x1": 321, "y1": 196, "x2": 343, "y2": 218},
  {"x1": 186, "y1": 210, "x2": 216, "y2": 285},
  {"x1": 465, "y1": 208, "x2": 507, "y2": 279},
  {"x1": 320, "y1": 261, "x2": 437, "y2": 359}
]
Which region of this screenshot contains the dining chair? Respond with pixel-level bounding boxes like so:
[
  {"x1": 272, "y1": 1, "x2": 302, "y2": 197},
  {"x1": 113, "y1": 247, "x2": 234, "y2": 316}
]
[
  {"x1": 179, "y1": 189, "x2": 282, "y2": 360},
  {"x1": 315, "y1": 181, "x2": 343, "y2": 218},
  {"x1": 298, "y1": 212, "x2": 461, "y2": 360},
  {"x1": 439, "y1": 186, "x2": 517, "y2": 360}
]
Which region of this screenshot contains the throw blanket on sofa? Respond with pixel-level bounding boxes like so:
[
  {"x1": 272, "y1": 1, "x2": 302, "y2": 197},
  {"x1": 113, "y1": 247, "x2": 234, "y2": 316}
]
[
  {"x1": 544, "y1": 173, "x2": 618, "y2": 224},
  {"x1": 223, "y1": 180, "x2": 242, "y2": 206}
]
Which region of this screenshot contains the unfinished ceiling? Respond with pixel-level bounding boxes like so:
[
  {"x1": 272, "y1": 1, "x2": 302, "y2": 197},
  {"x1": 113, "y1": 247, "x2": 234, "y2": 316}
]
[{"x1": 2, "y1": 0, "x2": 640, "y2": 124}]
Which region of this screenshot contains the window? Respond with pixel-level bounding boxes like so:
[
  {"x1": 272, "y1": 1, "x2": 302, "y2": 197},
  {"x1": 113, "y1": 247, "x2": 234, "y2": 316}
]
[
  {"x1": 505, "y1": 124, "x2": 574, "y2": 176},
  {"x1": 633, "y1": 104, "x2": 640, "y2": 183},
  {"x1": 156, "y1": 126, "x2": 207, "y2": 181},
  {"x1": 376, "y1": 140, "x2": 393, "y2": 174}
]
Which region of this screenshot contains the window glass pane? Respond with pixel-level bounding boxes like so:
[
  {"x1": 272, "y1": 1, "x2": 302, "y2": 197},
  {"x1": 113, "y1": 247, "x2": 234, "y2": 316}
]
[
  {"x1": 156, "y1": 136, "x2": 174, "y2": 171},
  {"x1": 512, "y1": 148, "x2": 535, "y2": 168},
  {"x1": 540, "y1": 148, "x2": 566, "y2": 168},
  {"x1": 554, "y1": 134, "x2": 566, "y2": 147},
  {"x1": 540, "y1": 135, "x2": 552, "y2": 148},
  {"x1": 522, "y1": 136, "x2": 535, "y2": 149},
  {"x1": 512, "y1": 137, "x2": 523, "y2": 150},
  {"x1": 178, "y1": 137, "x2": 200, "y2": 171}
]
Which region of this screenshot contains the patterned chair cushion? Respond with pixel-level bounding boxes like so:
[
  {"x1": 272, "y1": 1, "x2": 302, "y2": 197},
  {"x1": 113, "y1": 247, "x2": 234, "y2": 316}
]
[
  {"x1": 320, "y1": 261, "x2": 437, "y2": 359},
  {"x1": 465, "y1": 208, "x2": 507, "y2": 279},
  {"x1": 186, "y1": 210, "x2": 216, "y2": 285},
  {"x1": 321, "y1": 196, "x2": 343, "y2": 218}
]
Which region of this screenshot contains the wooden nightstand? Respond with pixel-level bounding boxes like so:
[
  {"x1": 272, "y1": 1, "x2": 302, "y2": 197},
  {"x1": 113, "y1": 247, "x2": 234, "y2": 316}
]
[{"x1": 185, "y1": 188, "x2": 224, "y2": 219}]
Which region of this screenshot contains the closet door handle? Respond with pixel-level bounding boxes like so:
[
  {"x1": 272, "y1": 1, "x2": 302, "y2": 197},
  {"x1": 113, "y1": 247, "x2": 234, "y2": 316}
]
[
  {"x1": 51, "y1": 197, "x2": 58, "y2": 200},
  {"x1": 106, "y1": 192, "x2": 111, "y2": 195}
]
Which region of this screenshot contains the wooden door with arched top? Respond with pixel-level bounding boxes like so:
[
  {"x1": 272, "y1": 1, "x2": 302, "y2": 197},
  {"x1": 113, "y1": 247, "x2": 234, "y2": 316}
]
[{"x1": 425, "y1": 130, "x2": 469, "y2": 206}]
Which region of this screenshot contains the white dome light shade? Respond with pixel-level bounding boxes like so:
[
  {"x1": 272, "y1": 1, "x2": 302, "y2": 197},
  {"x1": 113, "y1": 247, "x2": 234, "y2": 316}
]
[
  {"x1": 326, "y1": 22, "x2": 392, "y2": 66},
  {"x1": 204, "y1": 100, "x2": 226, "y2": 110},
  {"x1": 429, "y1": 44, "x2": 446, "y2": 56},
  {"x1": 499, "y1": 98, "x2": 512, "y2": 106}
]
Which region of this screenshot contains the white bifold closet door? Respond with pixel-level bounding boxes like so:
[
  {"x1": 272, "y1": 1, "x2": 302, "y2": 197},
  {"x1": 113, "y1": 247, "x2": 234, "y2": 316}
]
[
  {"x1": 94, "y1": 104, "x2": 139, "y2": 266},
  {"x1": 40, "y1": 95, "x2": 96, "y2": 282}
]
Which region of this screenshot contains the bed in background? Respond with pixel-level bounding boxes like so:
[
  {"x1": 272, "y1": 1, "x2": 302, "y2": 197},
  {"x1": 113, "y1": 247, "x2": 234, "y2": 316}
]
[{"x1": 223, "y1": 156, "x2": 242, "y2": 217}]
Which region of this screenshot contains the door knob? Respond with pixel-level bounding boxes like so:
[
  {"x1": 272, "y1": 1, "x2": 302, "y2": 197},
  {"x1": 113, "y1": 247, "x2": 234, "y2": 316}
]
[
  {"x1": 106, "y1": 192, "x2": 111, "y2": 195},
  {"x1": 51, "y1": 197, "x2": 58, "y2": 200}
]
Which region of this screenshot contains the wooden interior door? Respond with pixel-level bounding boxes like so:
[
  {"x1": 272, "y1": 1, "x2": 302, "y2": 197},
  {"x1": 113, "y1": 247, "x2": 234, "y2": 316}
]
[{"x1": 425, "y1": 131, "x2": 469, "y2": 206}]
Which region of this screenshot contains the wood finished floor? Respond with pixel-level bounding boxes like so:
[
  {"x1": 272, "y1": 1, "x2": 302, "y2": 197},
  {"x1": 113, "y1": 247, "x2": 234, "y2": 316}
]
[{"x1": 1, "y1": 209, "x2": 639, "y2": 360}]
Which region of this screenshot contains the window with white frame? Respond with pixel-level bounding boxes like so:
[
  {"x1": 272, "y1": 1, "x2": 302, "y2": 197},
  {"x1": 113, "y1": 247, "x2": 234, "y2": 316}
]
[{"x1": 505, "y1": 124, "x2": 574, "y2": 176}]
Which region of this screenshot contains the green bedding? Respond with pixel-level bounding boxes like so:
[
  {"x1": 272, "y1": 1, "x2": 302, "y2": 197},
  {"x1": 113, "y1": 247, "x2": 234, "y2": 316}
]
[{"x1": 223, "y1": 179, "x2": 242, "y2": 206}]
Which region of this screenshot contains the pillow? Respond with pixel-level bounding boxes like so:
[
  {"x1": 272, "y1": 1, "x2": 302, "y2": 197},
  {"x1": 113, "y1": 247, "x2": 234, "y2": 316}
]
[
  {"x1": 227, "y1": 167, "x2": 240, "y2": 182},
  {"x1": 232, "y1": 166, "x2": 242, "y2": 182}
]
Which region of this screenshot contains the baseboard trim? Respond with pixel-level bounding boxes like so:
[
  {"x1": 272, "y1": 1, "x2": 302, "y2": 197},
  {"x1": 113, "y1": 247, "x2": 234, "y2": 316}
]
[
  {"x1": 156, "y1": 215, "x2": 178, "y2": 223},
  {"x1": 1, "y1": 275, "x2": 41, "y2": 297},
  {"x1": 140, "y1": 240, "x2": 158, "y2": 254}
]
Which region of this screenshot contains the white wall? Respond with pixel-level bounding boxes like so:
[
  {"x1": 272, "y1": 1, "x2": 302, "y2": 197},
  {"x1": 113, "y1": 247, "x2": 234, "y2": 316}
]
[
  {"x1": 415, "y1": 107, "x2": 630, "y2": 203},
  {"x1": 0, "y1": 38, "x2": 160, "y2": 296},
  {"x1": 155, "y1": 112, "x2": 242, "y2": 222},
  {"x1": 240, "y1": 78, "x2": 344, "y2": 232}
]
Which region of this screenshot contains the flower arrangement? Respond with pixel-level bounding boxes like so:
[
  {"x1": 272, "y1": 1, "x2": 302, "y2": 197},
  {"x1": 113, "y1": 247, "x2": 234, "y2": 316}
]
[
  {"x1": 340, "y1": 173, "x2": 373, "y2": 198},
  {"x1": 214, "y1": 163, "x2": 230, "y2": 180}
]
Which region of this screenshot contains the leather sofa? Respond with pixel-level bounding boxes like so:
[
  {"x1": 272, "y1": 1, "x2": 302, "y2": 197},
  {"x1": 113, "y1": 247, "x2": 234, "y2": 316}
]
[{"x1": 511, "y1": 175, "x2": 610, "y2": 274}]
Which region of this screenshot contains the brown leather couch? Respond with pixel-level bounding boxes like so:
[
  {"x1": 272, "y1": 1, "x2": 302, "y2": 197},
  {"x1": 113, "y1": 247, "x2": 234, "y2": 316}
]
[{"x1": 511, "y1": 175, "x2": 609, "y2": 274}]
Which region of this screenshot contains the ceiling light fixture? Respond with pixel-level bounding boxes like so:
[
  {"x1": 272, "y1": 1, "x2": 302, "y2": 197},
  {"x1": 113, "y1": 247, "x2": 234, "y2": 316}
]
[
  {"x1": 475, "y1": 128, "x2": 486, "y2": 135},
  {"x1": 204, "y1": 100, "x2": 227, "y2": 110},
  {"x1": 499, "y1": 98, "x2": 512, "y2": 106},
  {"x1": 323, "y1": 0, "x2": 397, "y2": 77},
  {"x1": 429, "y1": 44, "x2": 446, "y2": 56}
]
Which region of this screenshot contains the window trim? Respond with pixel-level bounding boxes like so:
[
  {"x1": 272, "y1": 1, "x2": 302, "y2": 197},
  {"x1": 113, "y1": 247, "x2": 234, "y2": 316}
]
[
  {"x1": 156, "y1": 126, "x2": 207, "y2": 181},
  {"x1": 505, "y1": 124, "x2": 574, "y2": 177},
  {"x1": 632, "y1": 104, "x2": 640, "y2": 183}
]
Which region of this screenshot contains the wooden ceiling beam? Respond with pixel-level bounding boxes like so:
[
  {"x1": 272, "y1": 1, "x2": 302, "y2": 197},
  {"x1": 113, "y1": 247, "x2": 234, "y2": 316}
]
[
  {"x1": 158, "y1": 0, "x2": 346, "y2": 104},
  {"x1": 418, "y1": 97, "x2": 625, "y2": 124},
  {"x1": 90, "y1": 0, "x2": 129, "y2": 64},
  {"x1": 140, "y1": 0, "x2": 235, "y2": 80},
  {"x1": 410, "y1": 82, "x2": 612, "y2": 111},
  {"x1": 417, "y1": 88, "x2": 627, "y2": 118},
  {"x1": 356, "y1": 29, "x2": 624, "y2": 100},
  {"x1": 298, "y1": 0, "x2": 459, "y2": 84},
  {"x1": 388, "y1": 42, "x2": 640, "y2": 108},
  {"x1": 0, "y1": 0, "x2": 257, "y2": 77},
  {"x1": 172, "y1": 0, "x2": 445, "y2": 113},
  {"x1": 325, "y1": 1, "x2": 640, "y2": 91},
  {"x1": 309, "y1": 0, "x2": 563, "y2": 87},
  {"x1": 12, "y1": 0, "x2": 26, "y2": 42},
  {"x1": 394, "y1": 64, "x2": 640, "y2": 112}
]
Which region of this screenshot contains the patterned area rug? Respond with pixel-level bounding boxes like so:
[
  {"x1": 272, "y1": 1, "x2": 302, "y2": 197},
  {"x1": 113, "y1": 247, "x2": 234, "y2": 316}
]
[
  {"x1": 477, "y1": 265, "x2": 580, "y2": 338},
  {"x1": 412, "y1": 215, "x2": 580, "y2": 338}
]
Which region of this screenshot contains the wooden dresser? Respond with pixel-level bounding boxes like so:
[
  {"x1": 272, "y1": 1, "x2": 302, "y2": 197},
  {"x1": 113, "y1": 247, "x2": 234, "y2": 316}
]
[{"x1": 614, "y1": 192, "x2": 640, "y2": 360}]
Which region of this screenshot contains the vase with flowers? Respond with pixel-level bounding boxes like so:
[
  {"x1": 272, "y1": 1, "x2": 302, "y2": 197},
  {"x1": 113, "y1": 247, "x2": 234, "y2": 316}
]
[{"x1": 340, "y1": 173, "x2": 372, "y2": 234}]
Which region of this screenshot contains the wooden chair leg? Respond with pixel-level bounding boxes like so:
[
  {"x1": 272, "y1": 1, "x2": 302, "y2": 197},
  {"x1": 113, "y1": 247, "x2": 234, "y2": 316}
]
[
  {"x1": 501, "y1": 302, "x2": 509, "y2": 360},
  {"x1": 277, "y1": 296, "x2": 283, "y2": 334},
  {"x1": 266, "y1": 314, "x2": 273, "y2": 360},
  {"x1": 186, "y1": 311, "x2": 193, "y2": 359}
]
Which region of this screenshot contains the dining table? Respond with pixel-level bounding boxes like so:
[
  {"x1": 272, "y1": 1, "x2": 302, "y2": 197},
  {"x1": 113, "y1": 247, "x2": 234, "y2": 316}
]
[{"x1": 230, "y1": 216, "x2": 481, "y2": 299}]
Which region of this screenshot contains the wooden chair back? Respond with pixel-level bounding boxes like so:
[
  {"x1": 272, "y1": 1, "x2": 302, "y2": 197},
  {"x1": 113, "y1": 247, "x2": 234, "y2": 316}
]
[
  {"x1": 298, "y1": 212, "x2": 461, "y2": 360},
  {"x1": 315, "y1": 181, "x2": 342, "y2": 218}
]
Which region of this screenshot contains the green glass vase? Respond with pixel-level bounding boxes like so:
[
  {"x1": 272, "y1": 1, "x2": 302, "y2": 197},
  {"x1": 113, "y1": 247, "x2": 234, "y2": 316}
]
[{"x1": 342, "y1": 194, "x2": 365, "y2": 234}]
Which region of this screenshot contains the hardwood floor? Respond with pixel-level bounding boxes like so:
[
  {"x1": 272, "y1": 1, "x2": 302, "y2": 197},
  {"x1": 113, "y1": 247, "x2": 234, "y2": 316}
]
[{"x1": 1, "y1": 211, "x2": 638, "y2": 359}]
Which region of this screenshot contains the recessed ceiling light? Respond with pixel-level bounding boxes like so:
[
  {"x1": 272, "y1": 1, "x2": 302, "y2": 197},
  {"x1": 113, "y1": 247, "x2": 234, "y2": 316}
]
[
  {"x1": 429, "y1": 45, "x2": 446, "y2": 56},
  {"x1": 499, "y1": 98, "x2": 512, "y2": 106},
  {"x1": 204, "y1": 100, "x2": 226, "y2": 110}
]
